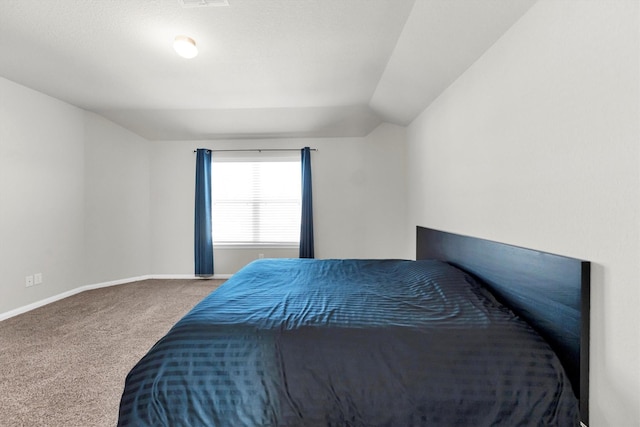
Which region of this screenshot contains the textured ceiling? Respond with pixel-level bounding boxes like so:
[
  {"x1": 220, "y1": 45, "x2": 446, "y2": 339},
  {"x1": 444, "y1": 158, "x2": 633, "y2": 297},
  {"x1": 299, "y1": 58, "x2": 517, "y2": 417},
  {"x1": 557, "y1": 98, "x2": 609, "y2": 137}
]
[{"x1": 0, "y1": 0, "x2": 536, "y2": 140}]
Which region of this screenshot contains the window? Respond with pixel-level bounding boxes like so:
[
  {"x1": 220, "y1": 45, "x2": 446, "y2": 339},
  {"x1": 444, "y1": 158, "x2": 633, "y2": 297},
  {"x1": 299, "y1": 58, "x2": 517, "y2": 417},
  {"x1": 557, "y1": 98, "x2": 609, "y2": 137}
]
[{"x1": 211, "y1": 155, "x2": 301, "y2": 246}]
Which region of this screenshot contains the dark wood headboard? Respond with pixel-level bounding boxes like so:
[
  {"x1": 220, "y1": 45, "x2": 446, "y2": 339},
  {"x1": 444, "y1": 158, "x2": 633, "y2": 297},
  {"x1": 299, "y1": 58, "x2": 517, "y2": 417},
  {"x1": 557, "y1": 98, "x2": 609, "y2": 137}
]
[{"x1": 416, "y1": 226, "x2": 590, "y2": 424}]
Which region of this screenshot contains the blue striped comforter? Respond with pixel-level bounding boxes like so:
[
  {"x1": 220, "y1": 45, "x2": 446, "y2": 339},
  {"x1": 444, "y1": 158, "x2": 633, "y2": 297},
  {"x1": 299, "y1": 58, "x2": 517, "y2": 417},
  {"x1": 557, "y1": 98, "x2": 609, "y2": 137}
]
[{"x1": 118, "y1": 259, "x2": 579, "y2": 426}]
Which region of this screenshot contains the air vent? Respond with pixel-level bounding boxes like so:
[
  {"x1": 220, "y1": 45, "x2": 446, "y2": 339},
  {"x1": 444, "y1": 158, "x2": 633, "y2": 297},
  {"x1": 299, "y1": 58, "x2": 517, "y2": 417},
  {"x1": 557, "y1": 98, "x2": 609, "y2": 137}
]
[{"x1": 180, "y1": 0, "x2": 229, "y2": 7}]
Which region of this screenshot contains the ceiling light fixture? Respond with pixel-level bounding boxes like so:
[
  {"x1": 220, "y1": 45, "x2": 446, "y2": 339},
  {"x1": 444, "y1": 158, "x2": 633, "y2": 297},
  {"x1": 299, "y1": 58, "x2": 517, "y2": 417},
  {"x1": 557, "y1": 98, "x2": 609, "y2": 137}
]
[{"x1": 174, "y1": 35, "x2": 198, "y2": 59}]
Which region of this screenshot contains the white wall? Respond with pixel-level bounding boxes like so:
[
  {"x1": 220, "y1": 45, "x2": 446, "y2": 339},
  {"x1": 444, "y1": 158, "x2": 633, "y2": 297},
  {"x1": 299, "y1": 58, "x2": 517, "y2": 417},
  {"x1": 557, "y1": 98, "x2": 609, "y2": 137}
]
[
  {"x1": 0, "y1": 77, "x2": 86, "y2": 314},
  {"x1": 406, "y1": 1, "x2": 639, "y2": 425},
  {"x1": 83, "y1": 112, "x2": 151, "y2": 284},
  {"x1": 360, "y1": 123, "x2": 408, "y2": 258},
  {"x1": 150, "y1": 123, "x2": 407, "y2": 276},
  {"x1": 0, "y1": 77, "x2": 151, "y2": 316}
]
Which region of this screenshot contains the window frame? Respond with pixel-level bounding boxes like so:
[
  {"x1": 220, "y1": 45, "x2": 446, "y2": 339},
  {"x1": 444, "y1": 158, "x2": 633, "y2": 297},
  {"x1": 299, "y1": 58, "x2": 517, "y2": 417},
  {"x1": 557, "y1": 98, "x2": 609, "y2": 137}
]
[{"x1": 210, "y1": 152, "x2": 301, "y2": 248}]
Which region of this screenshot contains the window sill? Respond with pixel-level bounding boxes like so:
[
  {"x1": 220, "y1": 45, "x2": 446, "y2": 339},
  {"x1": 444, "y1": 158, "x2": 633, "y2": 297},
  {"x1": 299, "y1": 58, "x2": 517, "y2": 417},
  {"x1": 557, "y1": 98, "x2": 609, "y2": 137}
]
[{"x1": 214, "y1": 243, "x2": 299, "y2": 250}]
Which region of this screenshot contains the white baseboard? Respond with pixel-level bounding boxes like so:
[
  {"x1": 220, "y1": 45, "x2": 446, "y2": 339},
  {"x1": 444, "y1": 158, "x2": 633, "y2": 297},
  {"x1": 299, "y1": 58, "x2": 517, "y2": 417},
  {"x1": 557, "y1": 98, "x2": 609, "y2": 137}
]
[{"x1": 0, "y1": 274, "x2": 231, "y2": 322}]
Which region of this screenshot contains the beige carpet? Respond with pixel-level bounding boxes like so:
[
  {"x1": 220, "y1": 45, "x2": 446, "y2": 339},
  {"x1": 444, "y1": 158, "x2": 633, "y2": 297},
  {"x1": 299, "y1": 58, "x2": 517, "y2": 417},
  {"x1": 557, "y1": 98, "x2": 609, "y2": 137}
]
[{"x1": 0, "y1": 279, "x2": 224, "y2": 427}]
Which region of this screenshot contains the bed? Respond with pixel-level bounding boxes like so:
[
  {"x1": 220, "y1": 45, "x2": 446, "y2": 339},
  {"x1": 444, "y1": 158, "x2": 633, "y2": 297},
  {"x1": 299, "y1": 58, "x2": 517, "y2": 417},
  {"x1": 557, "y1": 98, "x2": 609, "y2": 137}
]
[{"x1": 118, "y1": 226, "x2": 590, "y2": 426}]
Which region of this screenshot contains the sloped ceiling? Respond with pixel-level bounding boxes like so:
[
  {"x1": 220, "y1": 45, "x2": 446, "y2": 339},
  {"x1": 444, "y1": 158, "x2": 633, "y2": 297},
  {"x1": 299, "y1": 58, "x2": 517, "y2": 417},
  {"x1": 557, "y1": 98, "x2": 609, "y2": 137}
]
[{"x1": 0, "y1": 0, "x2": 536, "y2": 140}]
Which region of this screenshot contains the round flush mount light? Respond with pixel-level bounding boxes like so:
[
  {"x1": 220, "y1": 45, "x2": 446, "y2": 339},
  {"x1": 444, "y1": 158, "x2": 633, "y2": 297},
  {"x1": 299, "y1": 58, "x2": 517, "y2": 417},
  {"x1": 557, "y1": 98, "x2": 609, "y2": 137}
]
[{"x1": 174, "y1": 35, "x2": 198, "y2": 59}]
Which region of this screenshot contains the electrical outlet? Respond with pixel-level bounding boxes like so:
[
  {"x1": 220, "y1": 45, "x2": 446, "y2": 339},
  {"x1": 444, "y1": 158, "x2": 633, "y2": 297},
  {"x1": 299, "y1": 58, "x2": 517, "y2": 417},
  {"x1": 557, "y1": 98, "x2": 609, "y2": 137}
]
[
  {"x1": 258, "y1": 253, "x2": 264, "y2": 259},
  {"x1": 25, "y1": 275, "x2": 34, "y2": 287},
  {"x1": 34, "y1": 273, "x2": 43, "y2": 285}
]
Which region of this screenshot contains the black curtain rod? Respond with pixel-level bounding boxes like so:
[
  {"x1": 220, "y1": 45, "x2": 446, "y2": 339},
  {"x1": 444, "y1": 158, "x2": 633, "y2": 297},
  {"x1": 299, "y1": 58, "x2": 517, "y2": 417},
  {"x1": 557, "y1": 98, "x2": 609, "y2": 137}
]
[{"x1": 193, "y1": 148, "x2": 318, "y2": 153}]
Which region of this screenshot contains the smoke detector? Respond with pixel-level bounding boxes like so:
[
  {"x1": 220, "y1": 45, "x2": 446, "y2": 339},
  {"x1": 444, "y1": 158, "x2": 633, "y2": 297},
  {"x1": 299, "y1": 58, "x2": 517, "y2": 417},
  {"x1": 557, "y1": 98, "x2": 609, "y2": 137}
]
[{"x1": 180, "y1": 0, "x2": 229, "y2": 7}]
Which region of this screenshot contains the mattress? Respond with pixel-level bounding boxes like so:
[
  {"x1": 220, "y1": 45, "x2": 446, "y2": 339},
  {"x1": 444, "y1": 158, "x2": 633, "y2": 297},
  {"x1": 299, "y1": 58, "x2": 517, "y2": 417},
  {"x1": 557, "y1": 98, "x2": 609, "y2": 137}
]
[{"x1": 118, "y1": 258, "x2": 579, "y2": 426}]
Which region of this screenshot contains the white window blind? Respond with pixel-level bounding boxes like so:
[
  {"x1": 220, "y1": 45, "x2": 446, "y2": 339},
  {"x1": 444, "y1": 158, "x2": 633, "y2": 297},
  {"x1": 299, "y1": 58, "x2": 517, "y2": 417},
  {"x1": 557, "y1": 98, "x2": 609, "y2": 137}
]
[{"x1": 211, "y1": 158, "x2": 301, "y2": 245}]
